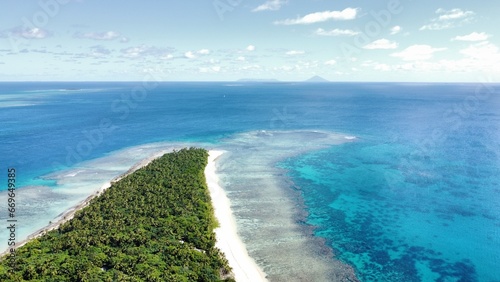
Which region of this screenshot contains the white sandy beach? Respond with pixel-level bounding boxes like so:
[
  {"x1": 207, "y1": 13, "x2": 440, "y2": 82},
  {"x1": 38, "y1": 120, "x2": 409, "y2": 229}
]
[
  {"x1": 2, "y1": 148, "x2": 269, "y2": 282},
  {"x1": 205, "y1": 150, "x2": 268, "y2": 282}
]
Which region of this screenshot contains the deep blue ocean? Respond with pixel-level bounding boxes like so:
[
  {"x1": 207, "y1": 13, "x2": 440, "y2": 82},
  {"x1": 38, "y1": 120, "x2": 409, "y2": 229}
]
[{"x1": 1, "y1": 82, "x2": 499, "y2": 281}]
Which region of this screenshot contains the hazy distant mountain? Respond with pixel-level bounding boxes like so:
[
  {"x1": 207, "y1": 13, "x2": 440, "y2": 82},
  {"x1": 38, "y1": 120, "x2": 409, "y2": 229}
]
[{"x1": 304, "y1": 75, "x2": 330, "y2": 82}]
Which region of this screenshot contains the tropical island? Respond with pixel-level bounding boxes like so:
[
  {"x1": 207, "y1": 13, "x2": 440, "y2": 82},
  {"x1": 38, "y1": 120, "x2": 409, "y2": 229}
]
[{"x1": 0, "y1": 148, "x2": 235, "y2": 281}]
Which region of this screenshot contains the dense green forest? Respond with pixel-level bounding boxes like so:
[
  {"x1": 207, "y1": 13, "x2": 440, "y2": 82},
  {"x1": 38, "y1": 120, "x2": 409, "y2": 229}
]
[{"x1": 0, "y1": 148, "x2": 234, "y2": 281}]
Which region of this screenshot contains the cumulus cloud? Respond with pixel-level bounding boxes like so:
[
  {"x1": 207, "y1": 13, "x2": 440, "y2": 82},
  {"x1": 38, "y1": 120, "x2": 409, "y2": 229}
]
[
  {"x1": 184, "y1": 51, "x2": 196, "y2": 59},
  {"x1": 237, "y1": 56, "x2": 246, "y2": 61},
  {"x1": 436, "y1": 8, "x2": 474, "y2": 21},
  {"x1": 363, "y1": 39, "x2": 398, "y2": 49},
  {"x1": 286, "y1": 50, "x2": 305, "y2": 55},
  {"x1": 120, "y1": 45, "x2": 175, "y2": 59},
  {"x1": 5, "y1": 27, "x2": 50, "y2": 39},
  {"x1": 314, "y1": 28, "x2": 359, "y2": 36},
  {"x1": 197, "y1": 49, "x2": 210, "y2": 55},
  {"x1": 74, "y1": 31, "x2": 121, "y2": 40},
  {"x1": 363, "y1": 41, "x2": 500, "y2": 74},
  {"x1": 246, "y1": 45, "x2": 256, "y2": 51},
  {"x1": 161, "y1": 54, "x2": 174, "y2": 60},
  {"x1": 240, "y1": 64, "x2": 261, "y2": 71},
  {"x1": 460, "y1": 41, "x2": 499, "y2": 60},
  {"x1": 391, "y1": 44, "x2": 446, "y2": 61},
  {"x1": 184, "y1": 49, "x2": 210, "y2": 59},
  {"x1": 253, "y1": 0, "x2": 287, "y2": 12},
  {"x1": 374, "y1": 63, "x2": 391, "y2": 71},
  {"x1": 390, "y1": 26, "x2": 401, "y2": 35},
  {"x1": 90, "y1": 45, "x2": 111, "y2": 57},
  {"x1": 274, "y1": 8, "x2": 358, "y2": 25},
  {"x1": 452, "y1": 32, "x2": 490, "y2": 42},
  {"x1": 324, "y1": 59, "x2": 337, "y2": 65},
  {"x1": 420, "y1": 8, "x2": 474, "y2": 30},
  {"x1": 22, "y1": 27, "x2": 50, "y2": 39},
  {"x1": 362, "y1": 61, "x2": 392, "y2": 71}
]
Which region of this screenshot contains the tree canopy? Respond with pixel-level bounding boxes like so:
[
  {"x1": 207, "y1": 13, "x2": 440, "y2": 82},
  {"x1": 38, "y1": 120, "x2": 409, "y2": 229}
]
[{"x1": 0, "y1": 148, "x2": 234, "y2": 282}]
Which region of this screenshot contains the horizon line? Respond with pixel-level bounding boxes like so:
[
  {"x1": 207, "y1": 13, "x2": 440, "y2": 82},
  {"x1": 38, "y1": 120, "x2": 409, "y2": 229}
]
[{"x1": 0, "y1": 80, "x2": 497, "y2": 84}]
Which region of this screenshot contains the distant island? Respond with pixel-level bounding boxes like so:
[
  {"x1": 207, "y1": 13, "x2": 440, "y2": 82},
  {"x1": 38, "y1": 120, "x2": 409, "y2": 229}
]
[
  {"x1": 0, "y1": 148, "x2": 234, "y2": 281},
  {"x1": 304, "y1": 75, "x2": 330, "y2": 83}
]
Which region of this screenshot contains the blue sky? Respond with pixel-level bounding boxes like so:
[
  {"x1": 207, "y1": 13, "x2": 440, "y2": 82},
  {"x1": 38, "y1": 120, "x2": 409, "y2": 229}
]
[{"x1": 0, "y1": 0, "x2": 499, "y2": 81}]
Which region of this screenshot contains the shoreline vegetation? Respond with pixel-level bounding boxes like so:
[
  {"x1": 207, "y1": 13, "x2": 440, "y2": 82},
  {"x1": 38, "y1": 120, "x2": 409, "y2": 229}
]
[
  {"x1": 205, "y1": 151, "x2": 268, "y2": 282},
  {"x1": 0, "y1": 147, "x2": 257, "y2": 281},
  {"x1": 0, "y1": 148, "x2": 174, "y2": 257}
]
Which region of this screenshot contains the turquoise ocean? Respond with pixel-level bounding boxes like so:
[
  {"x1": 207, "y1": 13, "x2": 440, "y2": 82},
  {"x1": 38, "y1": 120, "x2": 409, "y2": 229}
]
[{"x1": 0, "y1": 82, "x2": 499, "y2": 281}]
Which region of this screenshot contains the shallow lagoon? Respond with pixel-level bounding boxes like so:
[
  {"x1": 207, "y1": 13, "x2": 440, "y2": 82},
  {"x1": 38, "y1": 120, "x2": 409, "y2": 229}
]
[{"x1": 1, "y1": 82, "x2": 499, "y2": 281}]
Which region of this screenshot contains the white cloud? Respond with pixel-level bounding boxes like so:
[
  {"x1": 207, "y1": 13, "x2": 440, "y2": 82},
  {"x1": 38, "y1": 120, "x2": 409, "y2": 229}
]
[
  {"x1": 275, "y1": 65, "x2": 295, "y2": 72},
  {"x1": 375, "y1": 64, "x2": 391, "y2": 71},
  {"x1": 363, "y1": 39, "x2": 398, "y2": 49},
  {"x1": 324, "y1": 59, "x2": 337, "y2": 65},
  {"x1": 437, "y1": 8, "x2": 474, "y2": 21},
  {"x1": 237, "y1": 56, "x2": 246, "y2": 61},
  {"x1": 274, "y1": 8, "x2": 358, "y2": 25},
  {"x1": 90, "y1": 45, "x2": 111, "y2": 57},
  {"x1": 23, "y1": 28, "x2": 49, "y2": 39},
  {"x1": 286, "y1": 50, "x2": 305, "y2": 55},
  {"x1": 452, "y1": 32, "x2": 490, "y2": 42},
  {"x1": 75, "y1": 31, "x2": 121, "y2": 40},
  {"x1": 460, "y1": 41, "x2": 499, "y2": 60},
  {"x1": 184, "y1": 51, "x2": 196, "y2": 59},
  {"x1": 315, "y1": 28, "x2": 359, "y2": 36},
  {"x1": 391, "y1": 45, "x2": 446, "y2": 61},
  {"x1": 197, "y1": 49, "x2": 210, "y2": 55},
  {"x1": 390, "y1": 26, "x2": 401, "y2": 35},
  {"x1": 420, "y1": 22, "x2": 453, "y2": 31},
  {"x1": 246, "y1": 45, "x2": 256, "y2": 51},
  {"x1": 438, "y1": 42, "x2": 500, "y2": 73},
  {"x1": 120, "y1": 45, "x2": 175, "y2": 59},
  {"x1": 420, "y1": 8, "x2": 474, "y2": 30},
  {"x1": 198, "y1": 67, "x2": 210, "y2": 73},
  {"x1": 10, "y1": 27, "x2": 49, "y2": 39},
  {"x1": 361, "y1": 42, "x2": 500, "y2": 74},
  {"x1": 361, "y1": 60, "x2": 392, "y2": 71},
  {"x1": 161, "y1": 54, "x2": 174, "y2": 60},
  {"x1": 199, "y1": 66, "x2": 221, "y2": 73},
  {"x1": 253, "y1": 0, "x2": 287, "y2": 12},
  {"x1": 240, "y1": 64, "x2": 261, "y2": 71}
]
